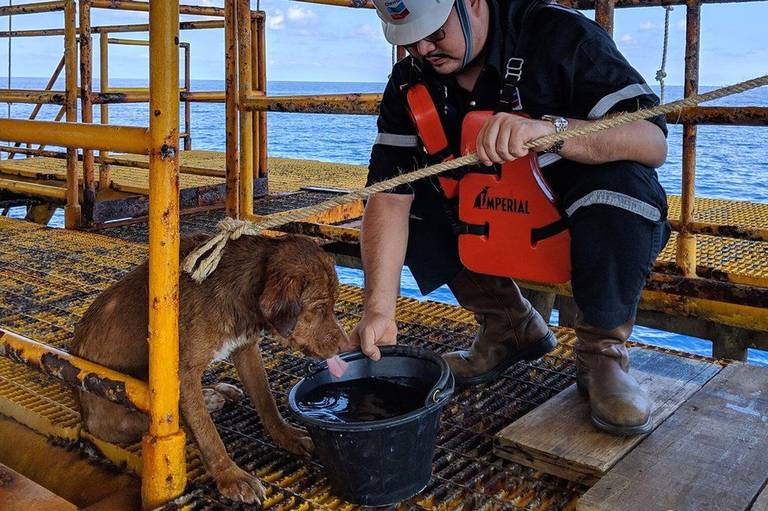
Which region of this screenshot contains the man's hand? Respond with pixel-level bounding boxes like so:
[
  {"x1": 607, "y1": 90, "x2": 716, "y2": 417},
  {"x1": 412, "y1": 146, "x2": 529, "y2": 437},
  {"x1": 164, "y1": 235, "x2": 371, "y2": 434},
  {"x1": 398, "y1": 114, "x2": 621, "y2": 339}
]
[
  {"x1": 475, "y1": 113, "x2": 555, "y2": 166},
  {"x1": 349, "y1": 312, "x2": 398, "y2": 362}
]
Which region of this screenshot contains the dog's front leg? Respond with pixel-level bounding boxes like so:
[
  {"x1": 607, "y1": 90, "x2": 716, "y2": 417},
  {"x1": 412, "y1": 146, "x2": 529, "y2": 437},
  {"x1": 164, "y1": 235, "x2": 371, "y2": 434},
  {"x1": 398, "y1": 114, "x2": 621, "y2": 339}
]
[
  {"x1": 180, "y1": 374, "x2": 266, "y2": 504},
  {"x1": 232, "y1": 342, "x2": 314, "y2": 456}
]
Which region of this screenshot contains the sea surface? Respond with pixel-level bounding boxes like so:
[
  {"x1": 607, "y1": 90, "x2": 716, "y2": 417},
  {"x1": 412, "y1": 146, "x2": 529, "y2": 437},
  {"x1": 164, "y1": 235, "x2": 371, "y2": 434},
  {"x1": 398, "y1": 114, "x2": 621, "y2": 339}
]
[{"x1": 4, "y1": 77, "x2": 767, "y2": 365}]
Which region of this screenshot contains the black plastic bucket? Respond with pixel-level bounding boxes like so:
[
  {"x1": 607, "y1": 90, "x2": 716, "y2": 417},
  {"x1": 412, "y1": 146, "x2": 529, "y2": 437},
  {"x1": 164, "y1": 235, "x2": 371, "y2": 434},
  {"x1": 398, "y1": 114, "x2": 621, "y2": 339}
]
[{"x1": 288, "y1": 345, "x2": 454, "y2": 506}]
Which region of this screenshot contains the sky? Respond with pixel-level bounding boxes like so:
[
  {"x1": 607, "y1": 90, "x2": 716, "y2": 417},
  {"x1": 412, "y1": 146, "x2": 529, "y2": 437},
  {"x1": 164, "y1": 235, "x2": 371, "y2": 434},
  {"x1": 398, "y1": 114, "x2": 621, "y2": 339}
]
[{"x1": 0, "y1": 0, "x2": 766, "y2": 86}]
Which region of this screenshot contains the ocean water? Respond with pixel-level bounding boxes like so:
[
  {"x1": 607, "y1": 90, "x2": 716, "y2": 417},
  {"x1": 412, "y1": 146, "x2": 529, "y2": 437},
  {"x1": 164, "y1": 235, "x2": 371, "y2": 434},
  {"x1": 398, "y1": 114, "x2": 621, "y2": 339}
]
[{"x1": 3, "y1": 77, "x2": 767, "y2": 365}]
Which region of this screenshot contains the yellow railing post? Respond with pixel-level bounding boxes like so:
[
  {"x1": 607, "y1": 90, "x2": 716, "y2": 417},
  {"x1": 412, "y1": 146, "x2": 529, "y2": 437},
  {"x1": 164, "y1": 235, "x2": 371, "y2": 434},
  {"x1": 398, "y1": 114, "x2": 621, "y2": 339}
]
[
  {"x1": 225, "y1": 0, "x2": 239, "y2": 218},
  {"x1": 677, "y1": 0, "x2": 701, "y2": 276},
  {"x1": 99, "y1": 31, "x2": 111, "y2": 190},
  {"x1": 79, "y1": 0, "x2": 96, "y2": 226},
  {"x1": 237, "y1": 0, "x2": 254, "y2": 218},
  {"x1": 64, "y1": 0, "x2": 80, "y2": 229},
  {"x1": 142, "y1": 1, "x2": 186, "y2": 509}
]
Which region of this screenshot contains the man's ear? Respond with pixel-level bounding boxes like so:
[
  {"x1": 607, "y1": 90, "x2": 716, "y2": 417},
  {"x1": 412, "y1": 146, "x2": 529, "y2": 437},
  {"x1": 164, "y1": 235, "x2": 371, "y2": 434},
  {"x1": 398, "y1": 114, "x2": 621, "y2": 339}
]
[{"x1": 259, "y1": 272, "x2": 304, "y2": 338}]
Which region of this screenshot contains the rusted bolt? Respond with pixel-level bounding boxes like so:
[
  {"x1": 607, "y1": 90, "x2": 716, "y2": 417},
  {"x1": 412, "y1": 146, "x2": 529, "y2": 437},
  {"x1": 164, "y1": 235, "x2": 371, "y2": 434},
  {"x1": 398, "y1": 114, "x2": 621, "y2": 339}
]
[
  {"x1": 160, "y1": 144, "x2": 177, "y2": 160},
  {"x1": 154, "y1": 109, "x2": 161, "y2": 117}
]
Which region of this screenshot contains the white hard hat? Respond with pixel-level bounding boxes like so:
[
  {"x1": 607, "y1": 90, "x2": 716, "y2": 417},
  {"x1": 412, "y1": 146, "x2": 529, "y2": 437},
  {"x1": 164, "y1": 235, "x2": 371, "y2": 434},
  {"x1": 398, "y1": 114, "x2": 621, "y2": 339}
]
[{"x1": 372, "y1": 0, "x2": 454, "y2": 46}]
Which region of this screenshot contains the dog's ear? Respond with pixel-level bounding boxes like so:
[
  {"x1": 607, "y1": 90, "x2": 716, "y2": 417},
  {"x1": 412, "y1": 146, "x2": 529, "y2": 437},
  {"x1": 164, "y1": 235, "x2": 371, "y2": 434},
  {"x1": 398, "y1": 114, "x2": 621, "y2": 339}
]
[{"x1": 259, "y1": 271, "x2": 304, "y2": 338}]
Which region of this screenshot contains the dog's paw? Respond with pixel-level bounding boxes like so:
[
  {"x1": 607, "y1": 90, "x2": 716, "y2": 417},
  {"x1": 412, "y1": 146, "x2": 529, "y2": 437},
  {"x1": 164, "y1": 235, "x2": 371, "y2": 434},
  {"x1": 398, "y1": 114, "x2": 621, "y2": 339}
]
[
  {"x1": 202, "y1": 383, "x2": 244, "y2": 413},
  {"x1": 215, "y1": 466, "x2": 266, "y2": 505},
  {"x1": 202, "y1": 388, "x2": 226, "y2": 413},
  {"x1": 213, "y1": 382, "x2": 245, "y2": 401},
  {"x1": 275, "y1": 425, "x2": 314, "y2": 457}
]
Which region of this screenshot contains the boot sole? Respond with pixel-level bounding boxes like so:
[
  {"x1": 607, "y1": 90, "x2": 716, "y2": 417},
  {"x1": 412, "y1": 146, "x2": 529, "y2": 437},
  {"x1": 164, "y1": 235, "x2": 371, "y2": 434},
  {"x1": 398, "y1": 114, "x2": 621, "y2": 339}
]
[
  {"x1": 576, "y1": 381, "x2": 653, "y2": 436},
  {"x1": 453, "y1": 330, "x2": 558, "y2": 388}
]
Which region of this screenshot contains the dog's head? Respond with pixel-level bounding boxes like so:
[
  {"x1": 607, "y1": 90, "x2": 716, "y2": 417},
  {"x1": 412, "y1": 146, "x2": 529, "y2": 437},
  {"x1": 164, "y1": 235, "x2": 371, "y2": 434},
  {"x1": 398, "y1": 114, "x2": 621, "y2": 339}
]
[{"x1": 258, "y1": 236, "x2": 350, "y2": 359}]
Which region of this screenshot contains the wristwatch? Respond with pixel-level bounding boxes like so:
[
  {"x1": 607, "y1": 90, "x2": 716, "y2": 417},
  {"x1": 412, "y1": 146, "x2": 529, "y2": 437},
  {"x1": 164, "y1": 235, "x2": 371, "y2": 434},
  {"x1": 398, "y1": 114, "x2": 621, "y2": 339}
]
[{"x1": 541, "y1": 115, "x2": 568, "y2": 154}]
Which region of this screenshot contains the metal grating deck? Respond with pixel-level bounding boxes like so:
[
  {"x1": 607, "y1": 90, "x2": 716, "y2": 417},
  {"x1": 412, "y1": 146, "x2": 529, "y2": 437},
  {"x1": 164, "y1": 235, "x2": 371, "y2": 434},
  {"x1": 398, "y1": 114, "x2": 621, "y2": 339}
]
[
  {"x1": 0, "y1": 215, "x2": 619, "y2": 510},
  {"x1": 0, "y1": 151, "x2": 367, "y2": 196}
]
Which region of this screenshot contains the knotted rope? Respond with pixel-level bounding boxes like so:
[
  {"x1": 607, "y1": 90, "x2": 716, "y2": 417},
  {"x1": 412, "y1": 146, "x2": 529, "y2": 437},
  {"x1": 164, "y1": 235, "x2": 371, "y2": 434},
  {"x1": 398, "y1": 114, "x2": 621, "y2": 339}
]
[{"x1": 184, "y1": 74, "x2": 768, "y2": 282}]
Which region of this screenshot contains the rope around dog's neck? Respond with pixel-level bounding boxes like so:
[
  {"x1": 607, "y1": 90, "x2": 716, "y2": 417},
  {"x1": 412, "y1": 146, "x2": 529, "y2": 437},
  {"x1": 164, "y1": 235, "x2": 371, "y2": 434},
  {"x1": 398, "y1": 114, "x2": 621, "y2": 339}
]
[{"x1": 183, "y1": 74, "x2": 768, "y2": 283}]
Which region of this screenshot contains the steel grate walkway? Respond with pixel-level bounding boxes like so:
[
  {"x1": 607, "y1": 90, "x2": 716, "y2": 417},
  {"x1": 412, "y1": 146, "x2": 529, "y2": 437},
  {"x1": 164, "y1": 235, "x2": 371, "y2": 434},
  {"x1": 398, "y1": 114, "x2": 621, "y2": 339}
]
[{"x1": 0, "y1": 215, "x2": 595, "y2": 510}]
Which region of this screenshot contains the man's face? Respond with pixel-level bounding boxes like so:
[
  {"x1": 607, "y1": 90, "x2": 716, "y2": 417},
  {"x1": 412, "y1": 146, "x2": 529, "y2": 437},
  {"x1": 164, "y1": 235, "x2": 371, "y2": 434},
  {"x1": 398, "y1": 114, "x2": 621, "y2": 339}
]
[{"x1": 406, "y1": 8, "x2": 466, "y2": 75}]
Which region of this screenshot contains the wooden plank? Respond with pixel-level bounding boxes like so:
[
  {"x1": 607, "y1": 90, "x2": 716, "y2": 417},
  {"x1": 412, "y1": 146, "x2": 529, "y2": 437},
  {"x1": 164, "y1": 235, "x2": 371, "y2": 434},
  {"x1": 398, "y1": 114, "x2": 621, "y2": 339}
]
[
  {"x1": 753, "y1": 486, "x2": 768, "y2": 511},
  {"x1": 495, "y1": 348, "x2": 720, "y2": 484},
  {"x1": 579, "y1": 364, "x2": 768, "y2": 511},
  {"x1": 0, "y1": 463, "x2": 78, "y2": 511}
]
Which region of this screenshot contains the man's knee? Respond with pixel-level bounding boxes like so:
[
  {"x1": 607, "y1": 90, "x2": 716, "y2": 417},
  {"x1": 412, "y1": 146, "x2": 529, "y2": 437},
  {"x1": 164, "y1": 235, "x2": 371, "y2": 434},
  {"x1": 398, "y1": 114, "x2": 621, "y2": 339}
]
[{"x1": 565, "y1": 167, "x2": 671, "y2": 330}]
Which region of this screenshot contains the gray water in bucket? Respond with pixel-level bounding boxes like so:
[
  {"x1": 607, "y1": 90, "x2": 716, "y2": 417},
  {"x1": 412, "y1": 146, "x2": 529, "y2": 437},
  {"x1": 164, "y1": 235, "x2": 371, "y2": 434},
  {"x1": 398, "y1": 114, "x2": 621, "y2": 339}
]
[{"x1": 288, "y1": 346, "x2": 454, "y2": 506}]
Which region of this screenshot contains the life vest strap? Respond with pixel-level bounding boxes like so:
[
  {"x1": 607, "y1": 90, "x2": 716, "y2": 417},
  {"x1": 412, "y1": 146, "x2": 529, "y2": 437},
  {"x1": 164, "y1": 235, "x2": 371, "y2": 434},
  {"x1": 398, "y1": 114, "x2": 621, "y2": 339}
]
[{"x1": 531, "y1": 218, "x2": 569, "y2": 245}]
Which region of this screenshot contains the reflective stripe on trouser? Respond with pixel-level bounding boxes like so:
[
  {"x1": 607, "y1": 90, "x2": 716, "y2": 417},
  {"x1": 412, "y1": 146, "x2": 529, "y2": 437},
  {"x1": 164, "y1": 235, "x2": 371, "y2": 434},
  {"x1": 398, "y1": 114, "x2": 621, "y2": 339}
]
[{"x1": 558, "y1": 161, "x2": 671, "y2": 330}]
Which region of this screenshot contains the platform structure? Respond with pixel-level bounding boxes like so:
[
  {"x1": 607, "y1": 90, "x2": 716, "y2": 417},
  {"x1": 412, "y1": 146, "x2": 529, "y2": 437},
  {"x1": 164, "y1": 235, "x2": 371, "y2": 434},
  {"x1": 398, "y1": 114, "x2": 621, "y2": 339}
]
[{"x1": 0, "y1": 151, "x2": 367, "y2": 225}]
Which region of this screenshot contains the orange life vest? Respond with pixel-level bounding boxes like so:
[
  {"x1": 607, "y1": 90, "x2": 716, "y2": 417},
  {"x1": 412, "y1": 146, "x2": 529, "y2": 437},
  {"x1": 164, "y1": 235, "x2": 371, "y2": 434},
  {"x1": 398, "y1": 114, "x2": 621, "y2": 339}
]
[{"x1": 405, "y1": 82, "x2": 572, "y2": 284}]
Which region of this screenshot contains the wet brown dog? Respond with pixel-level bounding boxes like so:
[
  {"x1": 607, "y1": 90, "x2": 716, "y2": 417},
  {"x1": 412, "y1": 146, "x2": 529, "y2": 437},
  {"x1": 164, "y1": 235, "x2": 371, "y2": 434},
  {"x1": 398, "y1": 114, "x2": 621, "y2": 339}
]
[{"x1": 71, "y1": 233, "x2": 350, "y2": 504}]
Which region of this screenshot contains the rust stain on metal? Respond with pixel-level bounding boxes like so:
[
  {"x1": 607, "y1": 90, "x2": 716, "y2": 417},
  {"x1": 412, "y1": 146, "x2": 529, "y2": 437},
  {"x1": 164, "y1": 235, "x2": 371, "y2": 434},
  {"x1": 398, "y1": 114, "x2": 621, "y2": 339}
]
[
  {"x1": 82, "y1": 372, "x2": 139, "y2": 411},
  {"x1": 41, "y1": 352, "x2": 81, "y2": 383},
  {"x1": 160, "y1": 144, "x2": 177, "y2": 160}
]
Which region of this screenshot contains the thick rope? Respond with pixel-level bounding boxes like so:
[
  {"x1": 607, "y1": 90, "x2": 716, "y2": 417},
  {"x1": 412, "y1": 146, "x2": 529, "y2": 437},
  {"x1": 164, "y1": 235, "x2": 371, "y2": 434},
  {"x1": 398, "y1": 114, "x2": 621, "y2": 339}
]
[{"x1": 184, "y1": 74, "x2": 768, "y2": 282}]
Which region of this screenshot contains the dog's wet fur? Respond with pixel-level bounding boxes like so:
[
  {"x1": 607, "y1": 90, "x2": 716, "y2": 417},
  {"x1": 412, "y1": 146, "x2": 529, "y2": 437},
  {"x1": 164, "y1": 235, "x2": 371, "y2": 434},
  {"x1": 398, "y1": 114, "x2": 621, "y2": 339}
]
[{"x1": 71, "y1": 234, "x2": 349, "y2": 504}]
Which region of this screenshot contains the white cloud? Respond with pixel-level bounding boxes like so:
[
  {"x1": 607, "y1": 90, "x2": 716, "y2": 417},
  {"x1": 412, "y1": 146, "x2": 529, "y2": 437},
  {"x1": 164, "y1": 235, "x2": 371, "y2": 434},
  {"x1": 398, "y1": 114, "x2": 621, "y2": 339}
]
[
  {"x1": 351, "y1": 23, "x2": 384, "y2": 43},
  {"x1": 619, "y1": 34, "x2": 635, "y2": 44},
  {"x1": 267, "y1": 6, "x2": 317, "y2": 31},
  {"x1": 268, "y1": 9, "x2": 285, "y2": 30},
  {"x1": 640, "y1": 21, "x2": 660, "y2": 32},
  {"x1": 286, "y1": 6, "x2": 317, "y2": 25}
]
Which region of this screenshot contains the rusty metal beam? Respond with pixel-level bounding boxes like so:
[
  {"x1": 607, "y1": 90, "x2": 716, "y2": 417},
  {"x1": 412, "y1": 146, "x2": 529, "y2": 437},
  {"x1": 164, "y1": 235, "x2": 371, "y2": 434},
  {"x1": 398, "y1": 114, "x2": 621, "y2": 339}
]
[
  {"x1": 225, "y1": 0, "x2": 239, "y2": 218},
  {"x1": 0, "y1": 1, "x2": 65, "y2": 16},
  {"x1": 0, "y1": 329, "x2": 150, "y2": 412},
  {"x1": 294, "y1": 0, "x2": 766, "y2": 8},
  {"x1": 676, "y1": 0, "x2": 701, "y2": 276},
  {"x1": 0, "y1": 20, "x2": 225, "y2": 38},
  {"x1": 0, "y1": 89, "x2": 67, "y2": 105},
  {"x1": 665, "y1": 106, "x2": 768, "y2": 125},
  {"x1": 241, "y1": 92, "x2": 382, "y2": 115},
  {"x1": 595, "y1": 0, "x2": 615, "y2": 35},
  {"x1": 256, "y1": 14, "x2": 267, "y2": 178},
  {"x1": 91, "y1": 0, "x2": 226, "y2": 17}
]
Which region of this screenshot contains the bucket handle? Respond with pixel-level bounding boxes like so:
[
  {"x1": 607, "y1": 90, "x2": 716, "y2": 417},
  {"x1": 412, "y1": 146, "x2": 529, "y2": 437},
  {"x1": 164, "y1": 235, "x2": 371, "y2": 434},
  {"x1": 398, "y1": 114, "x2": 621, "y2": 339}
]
[{"x1": 425, "y1": 372, "x2": 454, "y2": 408}]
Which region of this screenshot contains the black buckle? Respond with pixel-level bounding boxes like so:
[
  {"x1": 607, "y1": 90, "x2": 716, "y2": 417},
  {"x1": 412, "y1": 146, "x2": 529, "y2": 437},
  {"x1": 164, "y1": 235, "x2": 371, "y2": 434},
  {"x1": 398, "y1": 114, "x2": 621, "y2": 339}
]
[{"x1": 454, "y1": 222, "x2": 489, "y2": 236}]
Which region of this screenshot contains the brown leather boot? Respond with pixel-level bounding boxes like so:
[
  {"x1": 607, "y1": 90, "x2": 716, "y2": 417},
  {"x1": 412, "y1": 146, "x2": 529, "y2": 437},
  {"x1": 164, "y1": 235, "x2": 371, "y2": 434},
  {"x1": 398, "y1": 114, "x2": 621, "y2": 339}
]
[
  {"x1": 575, "y1": 317, "x2": 652, "y2": 436},
  {"x1": 443, "y1": 269, "x2": 557, "y2": 387}
]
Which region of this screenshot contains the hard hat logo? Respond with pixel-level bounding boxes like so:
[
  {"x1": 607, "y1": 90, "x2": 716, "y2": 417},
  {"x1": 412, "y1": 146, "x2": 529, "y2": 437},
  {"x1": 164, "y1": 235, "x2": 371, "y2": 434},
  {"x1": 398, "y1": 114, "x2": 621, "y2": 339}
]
[{"x1": 384, "y1": 0, "x2": 410, "y2": 20}]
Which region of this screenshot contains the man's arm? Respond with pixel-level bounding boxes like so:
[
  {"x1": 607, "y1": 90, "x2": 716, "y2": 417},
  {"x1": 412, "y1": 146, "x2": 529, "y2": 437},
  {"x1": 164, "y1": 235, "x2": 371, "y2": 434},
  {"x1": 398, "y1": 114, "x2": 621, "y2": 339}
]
[
  {"x1": 349, "y1": 192, "x2": 414, "y2": 361},
  {"x1": 474, "y1": 114, "x2": 668, "y2": 169}
]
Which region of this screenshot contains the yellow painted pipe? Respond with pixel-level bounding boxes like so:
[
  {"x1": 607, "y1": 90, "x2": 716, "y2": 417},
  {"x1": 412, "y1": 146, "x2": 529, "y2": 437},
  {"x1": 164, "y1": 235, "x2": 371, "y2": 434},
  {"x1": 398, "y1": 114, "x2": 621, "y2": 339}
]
[
  {"x1": 0, "y1": 178, "x2": 67, "y2": 200},
  {"x1": 143, "y1": 0, "x2": 186, "y2": 508},
  {"x1": 108, "y1": 37, "x2": 150, "y2": 46},
  {"x1": 182, "y1": 91, "x2": 225, "y2": 102},
  {"x1": 238, "y1": 0, "x2": 254, "y2": 218},
  {"x1": 0, "y1": 329, "x2": 150, "y2": 411},
  {"x1": 0, "y1": 119, "x2": 150, "y2": 153},
  {"x1": 64, "y1": 0, "x2": 80, "y2": 229}
]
